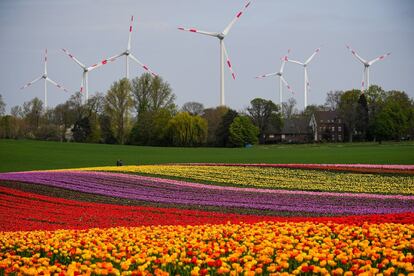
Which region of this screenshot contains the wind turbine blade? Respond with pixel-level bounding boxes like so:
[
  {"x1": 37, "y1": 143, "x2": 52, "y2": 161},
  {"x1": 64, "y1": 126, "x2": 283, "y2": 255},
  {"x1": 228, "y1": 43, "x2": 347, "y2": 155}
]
[
  {"x1": 222, "y1": 1, "x2": 251, "y2": 36},
  {"x1": 305, "y1": 47, "x2": 320, "y2": 65},
  {"x1": 255, "y1": 72, "x2": 278, "y2": 79},
  {"x1": 44, "y1": 48, "x2": 48, "y2": 74},
  {"x1": 287, "y1": 59, "x2": 304, "y2": 66},
  {"x1": 368, "y1": 52, "x2": 391, "y2": 66},
  {"x1": 21, "y1": 76, "x2": 43, "y2": 90},
  {"x1": 88, "y1": 53, "x2": 123, "y2": 71},
  {"x1": 177, "y1": 27, "x2": 218, "y2": 37},
  {"x1": 61, "y1": 48, "x2": 86, "y2": 68},
  {"x1": 346, "y1": 44, "x2": 367, "y2": 64},
  {"x1": 280, "y1": 49, "x2": 291, "y2": 73},
  {"x1": 129, "y1": 54, "x2": 157, "y2": 77},
  {"x1": 222, "y1": 41, "x2": 236, "y2": 80},
  {"x1": 280, "y1": 76, "x2": 294, "y2": 94},
  {"x1": 46, "y1": 78, "x2": 69, "y2": 92},
  {"x1": 127, "y1": 15, "x2": 134, "y2": 50}
]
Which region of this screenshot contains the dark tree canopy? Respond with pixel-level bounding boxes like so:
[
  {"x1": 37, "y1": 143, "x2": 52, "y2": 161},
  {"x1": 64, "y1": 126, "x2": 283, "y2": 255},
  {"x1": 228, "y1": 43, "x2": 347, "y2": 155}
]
[
  {"x1": 181, "y1": 101, "x2": 204, "y2": 116},
  {"x1": 215, "y1": 109, "x2": 238, "y2": 147},
  {"x1": 247, "y1": 98, "x2": 282, "y2": 144}
]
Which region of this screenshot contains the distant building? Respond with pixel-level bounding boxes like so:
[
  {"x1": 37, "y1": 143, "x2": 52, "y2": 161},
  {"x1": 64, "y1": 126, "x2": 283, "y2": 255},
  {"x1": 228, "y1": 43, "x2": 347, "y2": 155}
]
[
  {"x1": 309, "y1": 111, "x2": 345, "y2": 142},
  {"x1": 265, "y1": 117, "x2": 312, "y2": 143}
]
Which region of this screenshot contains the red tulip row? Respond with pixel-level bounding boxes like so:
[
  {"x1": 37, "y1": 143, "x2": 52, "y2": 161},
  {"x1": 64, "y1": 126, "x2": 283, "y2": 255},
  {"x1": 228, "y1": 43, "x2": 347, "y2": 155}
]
[{"x1": 1, "y1": 185, "x2": 413, "y2": 232}]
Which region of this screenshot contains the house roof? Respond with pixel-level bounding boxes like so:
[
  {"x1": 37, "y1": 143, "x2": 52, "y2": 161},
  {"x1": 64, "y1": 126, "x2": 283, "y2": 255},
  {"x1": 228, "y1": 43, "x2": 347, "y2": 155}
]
[
  {"x1": 313, "y1": 110, "x2": 341, "y2": 123},
  {"x1": 281, "y1": 117, "x2": 310, "y2": 134}
]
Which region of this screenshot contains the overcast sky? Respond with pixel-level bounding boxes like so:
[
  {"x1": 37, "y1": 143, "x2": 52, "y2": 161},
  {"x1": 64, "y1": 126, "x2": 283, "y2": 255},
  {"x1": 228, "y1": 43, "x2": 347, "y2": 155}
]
[{"x1": 1, "y1": 0, "x2": 413, "y2": 112}]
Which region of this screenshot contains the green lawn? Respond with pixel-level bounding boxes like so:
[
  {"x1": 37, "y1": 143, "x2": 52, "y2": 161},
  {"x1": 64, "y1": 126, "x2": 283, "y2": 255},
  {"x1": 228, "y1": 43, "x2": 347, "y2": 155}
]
[{"x1": 0, "y1": 139, "x2": 413, "y2": 172}]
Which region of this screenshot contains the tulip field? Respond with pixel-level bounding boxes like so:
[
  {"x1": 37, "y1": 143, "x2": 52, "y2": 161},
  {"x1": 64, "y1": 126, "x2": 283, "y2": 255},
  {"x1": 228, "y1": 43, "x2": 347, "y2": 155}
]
[{"x1": 0, "y1": 163, "x2": 414, "y2": 275}]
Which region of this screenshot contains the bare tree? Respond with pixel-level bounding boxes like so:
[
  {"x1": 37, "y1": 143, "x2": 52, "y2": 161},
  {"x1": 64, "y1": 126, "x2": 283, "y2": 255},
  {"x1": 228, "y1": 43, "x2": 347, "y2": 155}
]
[{"x1": 181, "y1": 101, "x2": 204, "y2": 116}]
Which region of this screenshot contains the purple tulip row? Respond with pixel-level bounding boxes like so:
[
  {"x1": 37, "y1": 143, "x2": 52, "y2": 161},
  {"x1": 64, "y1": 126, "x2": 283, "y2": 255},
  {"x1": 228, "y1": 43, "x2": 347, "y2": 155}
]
[{"x1": 1, "y1": 171, "x2": 413, "y2": 215}]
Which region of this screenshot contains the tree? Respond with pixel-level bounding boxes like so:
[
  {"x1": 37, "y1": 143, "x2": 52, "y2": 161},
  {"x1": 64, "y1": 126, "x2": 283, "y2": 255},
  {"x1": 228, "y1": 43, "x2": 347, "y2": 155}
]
[
  {"x1": 229, "y1": 116, "x2": 259, "y2": 147},
  {"x1": 167, "y1": 112, "x2": 207, "y2": 146},
  {"x1": 104, "y1": 79, "x2": 134, "y2": 144},
  {"x1": 100, "y1": 115, "x2": 117, "y2": 144},
  {"x1": 131, "y1": 73, "x2": 176, "y2": 116},
  {"x1": 0, "y1": 94, "x2": 5, "y2": 116},
  {"x1": 282, "y1": 97, "x2": 298, "y2": 119},
  {"x1": 181, "y1": 101, "x2": 204, "y2": 116},
  {"x1": 22, "y1": 97, "x2": 44, "y2": 137},
  {"x1": 356, "y1": 94, "x2": 369, "y2": 141},
  {"x1": 129, "y1": 108, "x2": 173, "y2": 146},
  {"x1": 338, "y1": 90, "x2": 360, "y2": 142},
  {"x1": 72, "y1": 117, "x2": 91, "y2": 142},
  {"x1": 11, "y1": 106, "x2": 23, "y2": 118},
  {"x1": 54, "y1": 103, "x2": 75, "y2": 141},
  {"x1": 325, "y1": 91, "x2": 343, "y2": 111},
  {"x1": 381, "y1": 90, "x2": 412, "y2": 140},
  {"x1": 215, "y1": 108, "x2": 238, "y2": 147},
  {"x1": 247, "y1": 98, "x2": 282, "y2": 144},
  {"x1": 365, "y1": 85, "x2": 387, "y2": 141},
  {"x1": 302, "y1": 104, "x2": 327, "y2": 118},
  {"x1": 202, "y1": 106, "x2": 228, "y2": 145}
]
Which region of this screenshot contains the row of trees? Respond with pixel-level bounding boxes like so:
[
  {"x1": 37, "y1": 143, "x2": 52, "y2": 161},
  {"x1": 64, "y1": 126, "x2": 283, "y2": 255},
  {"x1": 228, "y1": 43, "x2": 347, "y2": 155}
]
[
  {"x1": 0, "y1": 74, "x2": 283, "y2": 147},
  {"x1": 300, "y1": 85, "x2": 414, "y2": 142},
  {"x1": 0, "y1": 74, "x2": 412, "y2": 146}
]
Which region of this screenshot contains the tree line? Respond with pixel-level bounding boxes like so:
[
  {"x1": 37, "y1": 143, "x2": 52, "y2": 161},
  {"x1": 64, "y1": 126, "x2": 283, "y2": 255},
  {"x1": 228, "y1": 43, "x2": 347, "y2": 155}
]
[{"x1": 0, "y1": 74, "x2": 413, "y2": 146}]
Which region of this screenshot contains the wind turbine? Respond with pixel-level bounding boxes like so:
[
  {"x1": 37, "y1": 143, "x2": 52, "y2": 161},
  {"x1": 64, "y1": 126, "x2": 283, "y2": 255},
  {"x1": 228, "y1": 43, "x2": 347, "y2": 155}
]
[
  {"x1": 20, "y1": 49, "x2": 68, "y2": 109},
  {"x1": 287, "y1": 47, "x2": 321, "y2": 109},
  {"x1": 255, "y1": 49, "x2": 294, "y2": 109},
  {"x1": 105, "y1": 16, "x2": 157, "y2": 79},
  {"x1": 346, "y1": 45, "x2": 391, "y2": 93},
  {"x1": 178, "y1": 1, "x2": 251, "y2": 106},
  {"x1": 61, "y1": 48, "x2": 117, "y2": 102}
]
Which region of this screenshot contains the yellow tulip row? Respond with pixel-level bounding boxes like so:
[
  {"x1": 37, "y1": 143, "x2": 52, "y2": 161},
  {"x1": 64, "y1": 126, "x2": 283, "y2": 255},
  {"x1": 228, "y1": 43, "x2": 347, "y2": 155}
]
[
  {"x1": 1, "y1": 221, "x2": 413, "y2": 275},
  {"x1": 74, "y1": 165, "x2": 414, "y2": 195}
]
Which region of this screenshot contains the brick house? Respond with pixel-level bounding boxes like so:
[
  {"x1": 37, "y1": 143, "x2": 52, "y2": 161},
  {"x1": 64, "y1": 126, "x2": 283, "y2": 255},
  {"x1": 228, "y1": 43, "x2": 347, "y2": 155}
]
[
  {"x1": 264, "y1": 117, "x2": 312, "y2": 143},
  {"x1": 309, "y1": 111, "x2": 345, "y2": 142}
]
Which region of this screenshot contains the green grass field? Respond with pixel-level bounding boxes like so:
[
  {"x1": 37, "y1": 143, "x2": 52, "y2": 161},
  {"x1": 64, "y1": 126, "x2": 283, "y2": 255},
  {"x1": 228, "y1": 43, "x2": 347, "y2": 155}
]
[{"x1": 0, "y1": 139, "x2": 413, "y2": 172}]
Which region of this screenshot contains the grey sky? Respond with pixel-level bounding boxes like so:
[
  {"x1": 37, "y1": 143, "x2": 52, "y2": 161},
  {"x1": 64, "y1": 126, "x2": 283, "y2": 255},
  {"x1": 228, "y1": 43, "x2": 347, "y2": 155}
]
[{"x1": 1, "y1": 0, "x2": 413, "y2": 112}]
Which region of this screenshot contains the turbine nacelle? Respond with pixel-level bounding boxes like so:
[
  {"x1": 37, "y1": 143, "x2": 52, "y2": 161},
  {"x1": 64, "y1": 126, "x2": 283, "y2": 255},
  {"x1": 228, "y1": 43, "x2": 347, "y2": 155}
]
[
  {"x1": 42, "y1": 74, "x2": 47, "y2": 79},
  {"x1": 217, "y1": 33, "x2": 225, "y2": 40}
]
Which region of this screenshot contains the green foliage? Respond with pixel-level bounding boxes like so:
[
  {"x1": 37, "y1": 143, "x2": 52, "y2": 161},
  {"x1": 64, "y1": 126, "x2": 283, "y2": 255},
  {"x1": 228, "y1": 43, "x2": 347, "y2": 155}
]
[
  {"x1": 356, "y1": 94, "x2": 369, "y2": 140},
  {"x1": 215, "y1": 109, "x2": 238, "y2": 147},
  {"x1": 202, "y1": 106, "x2": 228, "y2": 145},
  {"x1": 338, "y1": 89, "x2": 360, "y2": 142},
  {"x1": 129, "y1": 108, "x2": 173, "y2": 146},
  {"x1": 167, "y1": 112, "x2": 207, "y2": 146},
  {"x1": 72, "y1": 117, "x2": 91, "y2": 142},
  {"x1": 229, "y1": 116, "x2": 259, "y2": 147},
  {"x1": 248, "y1": 98, "x2": 282, "y2": 144},
  {"x1": 131, "y1": 73, "x2": 176, "y2": 116},
  {"x1": 104, "y1": 78, "x2": 134, "y2": 144}
]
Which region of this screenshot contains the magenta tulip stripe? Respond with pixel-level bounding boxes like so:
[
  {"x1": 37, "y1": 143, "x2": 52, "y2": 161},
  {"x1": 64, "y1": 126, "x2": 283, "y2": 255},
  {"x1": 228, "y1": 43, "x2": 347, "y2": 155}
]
[{"x1": 0, "y1": 170, "x2": 413, "y2": 215}]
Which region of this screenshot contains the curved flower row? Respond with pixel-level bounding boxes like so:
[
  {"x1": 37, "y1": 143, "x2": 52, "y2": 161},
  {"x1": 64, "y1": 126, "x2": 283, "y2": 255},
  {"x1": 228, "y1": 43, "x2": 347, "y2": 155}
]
[
  {"x1": 179, "y1": 163, "x2": 414, "y2": 174},
  {"x1": 73, "y1": 165, "x2": 414, "y2": 195},
  {"x1": 1, "y1": 185, "x2": 413, "y2": 231},
  {"x1": 1, "y1": 171, "x2": 413, "y2": 216},
  {"x1": 1, "y1": 222, "x2": 414, "y2": 275}
]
